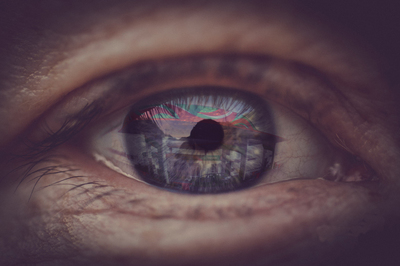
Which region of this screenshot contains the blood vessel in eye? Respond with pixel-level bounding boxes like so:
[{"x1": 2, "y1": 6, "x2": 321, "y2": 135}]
[{"x1": 122, "y1": 86, "x2": 278, "y2": 193}]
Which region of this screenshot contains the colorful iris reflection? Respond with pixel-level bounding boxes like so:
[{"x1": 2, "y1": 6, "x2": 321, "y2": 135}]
[{"x1": 122, "y1": 87, "x2": 280, "y2": 193}]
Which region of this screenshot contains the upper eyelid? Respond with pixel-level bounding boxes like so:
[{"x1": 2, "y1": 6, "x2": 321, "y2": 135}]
[
  {"x1": 0, "y1": 1, "x2": 384, "y2": 150},
  {"x1": 24, "y1": 56, "x2": 360, "y2": 159}
]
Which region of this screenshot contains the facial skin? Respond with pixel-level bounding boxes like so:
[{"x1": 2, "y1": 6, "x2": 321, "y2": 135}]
[{"x1": 0, "y1": 0, "x2": 399, "y2": 265}]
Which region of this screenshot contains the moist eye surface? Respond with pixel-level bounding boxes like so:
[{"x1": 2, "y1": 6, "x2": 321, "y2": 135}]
[{"x1": 122, "y1": 86, "x2": 278, "y2": 193}]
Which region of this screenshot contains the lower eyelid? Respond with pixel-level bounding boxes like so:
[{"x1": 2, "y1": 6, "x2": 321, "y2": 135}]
[
  {"x1": 0, "y1": 151, "x2": 385, "y2": 266},
  {"x1": 1, "y1": 100, "x2": 388, "y2": 266},
  {"x1": 31, "y1": 160, "x2": 379, "y2": 266},
  {"x1": 23, "y1": 145, "x2": 378, "y2": 220}
]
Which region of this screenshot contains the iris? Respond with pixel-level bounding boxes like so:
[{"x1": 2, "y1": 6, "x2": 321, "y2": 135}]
[{"x1": 122, "y1": 86, "x2": 278, "y2": 193}]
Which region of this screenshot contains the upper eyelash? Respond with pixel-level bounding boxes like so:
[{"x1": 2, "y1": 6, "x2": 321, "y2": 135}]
[
  {"x1": 6, "y1": 152, "x2": 118, "y2": 206},
  {"x1": 1, "y1": 102, "x2": 105, "y2": 200},
  {"x1": 14, "y1": 102, "x2": 105, "y2": 160}
]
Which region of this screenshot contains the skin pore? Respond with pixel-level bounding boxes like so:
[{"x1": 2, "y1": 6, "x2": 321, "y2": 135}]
[{"x1": 0, "y1": 0, "x2": 399, "y2": 265}]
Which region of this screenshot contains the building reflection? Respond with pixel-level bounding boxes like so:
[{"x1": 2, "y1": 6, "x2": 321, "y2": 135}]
[{"x1": 127, "y1": 121, "x2": 276, "y2": 193}]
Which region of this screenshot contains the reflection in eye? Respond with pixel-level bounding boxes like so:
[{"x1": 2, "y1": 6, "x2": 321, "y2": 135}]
[{"x1": 97, "y1": 87, "x2": 278, "y2": 193}]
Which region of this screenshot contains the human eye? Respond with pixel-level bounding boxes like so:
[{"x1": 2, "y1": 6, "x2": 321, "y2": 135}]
[
  {"x1": 0, "y1": 1, "x2": 399, "y2": 266},
  {"x1": 68, "y1": 57, "x2": 375, "y2": 196}
]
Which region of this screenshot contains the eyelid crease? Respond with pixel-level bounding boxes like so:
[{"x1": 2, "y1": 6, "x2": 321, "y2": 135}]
[
  {"x1": 14, "y1": 56, "x2": 262, "y2": 156},
  {"x1": 27, "y1": 56, "x2": 337, "y2": 139}
]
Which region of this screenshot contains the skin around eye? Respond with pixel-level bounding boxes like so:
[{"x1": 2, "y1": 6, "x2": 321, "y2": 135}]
[
  {"x1": 0, "y1": 0, "x2": 391, "y2": 150},
  {"x1": 0, "y1": 1, "x2": 399, "y2": 266},
  {"x1": 0, "y1": 56, "x2": 390, "y2": 266}
]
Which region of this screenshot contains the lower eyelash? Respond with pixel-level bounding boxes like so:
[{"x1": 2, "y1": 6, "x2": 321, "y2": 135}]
[
  {"x1": 10, "y1": 155, "x2": 79, "y2": 200},
  {"x1": 4, "y1": 153, "x2": 113, "y2": 207},
  {"x1": 14, "y1": 152, "x2": 258, "y2": 219}
]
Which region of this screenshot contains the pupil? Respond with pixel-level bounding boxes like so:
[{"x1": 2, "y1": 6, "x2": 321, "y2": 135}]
[{"x1": 188, "y1": 119, "x2": 224, "y2": 152}]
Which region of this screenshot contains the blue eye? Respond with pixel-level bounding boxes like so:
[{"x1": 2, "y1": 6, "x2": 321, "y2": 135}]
[{"x1": 121, "y1": 86, "x2": 278, "y2": 193}]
